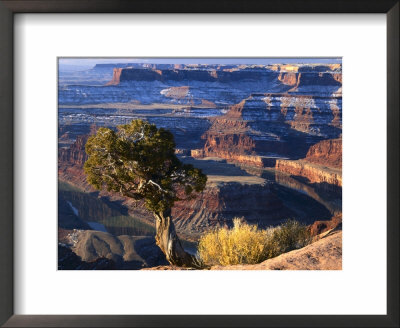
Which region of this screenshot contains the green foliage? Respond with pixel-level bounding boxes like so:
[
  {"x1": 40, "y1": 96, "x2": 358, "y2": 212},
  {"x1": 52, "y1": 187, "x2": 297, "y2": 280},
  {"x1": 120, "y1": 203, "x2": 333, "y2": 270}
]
[
  {"x1": 198, "y1": 218, "x2": 312, "y2": 266},
  {"x1": 270, "y1": 219, "x2": 312, "y2": 254},
  {"x1": 84, "y1": 120, "x2": 207, "y2": 214}
]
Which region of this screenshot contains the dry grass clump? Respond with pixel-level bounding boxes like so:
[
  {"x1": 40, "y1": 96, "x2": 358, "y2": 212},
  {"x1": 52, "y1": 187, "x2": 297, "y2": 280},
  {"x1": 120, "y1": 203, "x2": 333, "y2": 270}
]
[
  {"x1": 198, "y1": 218, "x2": 268, "y2": 266},
  {"x1": 271, "y1": 219, "x2": 312, "y2": 254},
  {"x1": 198, "y1": 218, "x2": 311, "y2": 266}
]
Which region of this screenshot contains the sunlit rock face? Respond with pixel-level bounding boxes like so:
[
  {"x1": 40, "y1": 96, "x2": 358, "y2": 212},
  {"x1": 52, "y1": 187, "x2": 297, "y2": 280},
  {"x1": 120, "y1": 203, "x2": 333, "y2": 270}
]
[
  {"x1": 273, "y1": 138, "x2": 342, "y2": 187},
  {"x1": 275, "y1": 159, "x2": 342, "y2": 187},
  {"x1": 305, "y1": 138, "x2": 342, "y2": 168},
  {"x1": 201, "y1": 89, "x2": 342, "y2": 161},
  {"x1": 58, "y1": 63, "x2": 342, "y2": 160}
]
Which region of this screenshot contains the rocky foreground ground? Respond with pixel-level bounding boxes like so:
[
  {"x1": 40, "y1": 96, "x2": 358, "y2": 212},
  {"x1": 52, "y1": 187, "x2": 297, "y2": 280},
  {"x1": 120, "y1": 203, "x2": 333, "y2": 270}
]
[
  {"x1": 210, "y1": 230, "x2": 342, "y2": 270},
  {"x1": 58, "y1": 229, "x2": 168, "y2": 270},
  {"x1": 145, "y1": 229, "x2": 342, "y2": 271},
  {"x1": 59, "y1": 226, "x2": 341, "y2": 270}
]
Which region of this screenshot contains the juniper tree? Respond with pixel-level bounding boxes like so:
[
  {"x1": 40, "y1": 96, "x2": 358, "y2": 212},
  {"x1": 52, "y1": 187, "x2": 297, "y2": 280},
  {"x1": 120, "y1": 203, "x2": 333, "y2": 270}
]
[{"x1": 84, "y1": 120, "x2": 207, "y2": 268}]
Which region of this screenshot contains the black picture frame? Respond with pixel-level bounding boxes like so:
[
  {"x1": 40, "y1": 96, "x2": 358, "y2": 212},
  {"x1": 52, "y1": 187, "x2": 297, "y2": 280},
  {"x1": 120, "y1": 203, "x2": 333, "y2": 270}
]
[{"x1": 0, "y1": 1, "x2": 398, "y2": 327}]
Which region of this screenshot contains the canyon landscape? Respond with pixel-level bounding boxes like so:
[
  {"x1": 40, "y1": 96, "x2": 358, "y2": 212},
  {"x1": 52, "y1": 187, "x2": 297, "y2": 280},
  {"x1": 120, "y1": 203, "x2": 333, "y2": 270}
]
[{"x1": 58, "y1": 58, "x2": 342, "y2": 270}]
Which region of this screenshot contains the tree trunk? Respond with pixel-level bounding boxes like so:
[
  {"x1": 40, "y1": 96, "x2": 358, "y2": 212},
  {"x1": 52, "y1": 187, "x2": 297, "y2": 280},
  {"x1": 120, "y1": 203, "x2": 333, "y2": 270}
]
[{"x1": 154, "y1": 209, "x2": 203, "y2": 268}]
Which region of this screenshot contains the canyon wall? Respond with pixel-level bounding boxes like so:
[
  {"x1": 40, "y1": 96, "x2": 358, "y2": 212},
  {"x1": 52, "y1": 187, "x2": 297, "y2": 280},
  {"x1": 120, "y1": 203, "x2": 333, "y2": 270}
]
[
  {"x1": 108, "y1": 67, "x2": 269, "y2": 84},
  {"x1": 58, "y1": 133, "x2": 288, "y2": 237},
  {"x1": 58, "y1": 135, "x2": 89, "y2": 166},
  {"x1": 273, "y1": 138, "x2": 342, "y2": 186},
  {"x1": 105, "y1": 64, "x2": 341, "y2": 87},
  {"x1": 58, "y1": 62, "x2": 342, "y2": 239},
  {"x1": 105, "y1": 68, "x2": 123, "y2": 86},
  {"x1": 191, "y1": 149, "x2": 277, "y2": 168},
  {"x1": 59, "y1": 64, "x2": 341, "y2": 159},
  {"x1": 195, "y1": 87, "x2": 342, "y2": 166},
  {"x1": 305, "y1": 138, "x2": 342, "y2": 168},
  {"x1": 172, "y1": 181, "x2": 287, "y2": 232},
  {"x1": 275, "y1": 159, "x2": 342, "y2": 187}
]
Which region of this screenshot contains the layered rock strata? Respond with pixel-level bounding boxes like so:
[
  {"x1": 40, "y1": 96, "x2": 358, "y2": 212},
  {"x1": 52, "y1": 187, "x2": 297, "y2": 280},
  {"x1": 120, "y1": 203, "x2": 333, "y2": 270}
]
[
  {"x1": 195, "y1": 90, "x2": 342, "y2": 166},
  {"x1": 58, "y1": 134, "x2": 288, "y2": 237},
  {"x1": 58, "y1": 135, "x2": 89, "y2": 166},
  {"x1": 172, "y1": 181, "x2": 285, "y2": 233},
  {"x1": 106, "y1": 64, "x2": 341, "y2": 87},
  {"x1": 274, "y1": 138, "x2": 342, "y2": 186},
  {"x1": 275, "y1": 160, "x2": 342, "y2": 187},
  {"x1": 305, "y1": 138, "x2": 342, "y2": 168}
]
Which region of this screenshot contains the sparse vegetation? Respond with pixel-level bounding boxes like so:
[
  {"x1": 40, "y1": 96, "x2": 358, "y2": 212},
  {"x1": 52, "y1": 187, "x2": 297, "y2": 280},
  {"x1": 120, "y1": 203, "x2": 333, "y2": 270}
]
[
  {"x1": 271, "y1": 219, "x2": 312, "y2": 254},
  {"x1": 198, "y1": 219, "x2": 311, "y2": 266}
]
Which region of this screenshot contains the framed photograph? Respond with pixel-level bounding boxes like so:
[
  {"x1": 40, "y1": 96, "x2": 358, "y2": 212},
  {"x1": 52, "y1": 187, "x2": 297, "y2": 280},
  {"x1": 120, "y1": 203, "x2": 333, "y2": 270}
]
[{"x1": 0, "y1": 1, "x2": 398, "y2": 327}]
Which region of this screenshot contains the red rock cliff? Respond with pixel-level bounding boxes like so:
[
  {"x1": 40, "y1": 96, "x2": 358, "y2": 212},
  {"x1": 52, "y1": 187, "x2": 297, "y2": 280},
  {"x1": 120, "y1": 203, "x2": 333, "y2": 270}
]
[
  {"x1": 331, "y1": 72, "x2": 342, "y2": 84},
  {"x1": 58, "y1": 135, "x2": 89, "y2": 166},
  {"x1": 278, "y1": 72, "x2": 301, "y2": 88},
  {"x1": 106, "y1": 68, "x2": 123, "y2": 86},
  {"x1": 275, "y1": 159, "x2": 342, "y2": 187},
  {"x1": 305, "y1": 138, "x2": 342, "y2": 168},
  {"x1": 197, "y1": 100, "x2": 271, "y2": 166},
  {"x1": 274, "y1": 138, "x2": 342, "y2": 186}
]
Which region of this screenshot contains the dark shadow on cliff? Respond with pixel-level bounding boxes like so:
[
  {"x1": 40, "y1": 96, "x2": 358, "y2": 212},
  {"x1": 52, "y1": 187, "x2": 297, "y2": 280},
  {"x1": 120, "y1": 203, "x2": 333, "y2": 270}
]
[
  {"x1": 179, "y1": 156, "x2": 252, "y2": 177},
  {"x1": 269, "y1": 183, "x2": 332, "y2": 224}
]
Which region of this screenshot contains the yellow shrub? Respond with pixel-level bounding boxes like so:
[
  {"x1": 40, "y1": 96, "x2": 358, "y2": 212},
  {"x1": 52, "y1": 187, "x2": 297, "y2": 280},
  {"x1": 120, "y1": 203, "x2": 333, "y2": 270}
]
[
  {"x1": 198, "y1": 218, "x2": 311, "y2": 266},
  {"x1": 198, "y1": 218, "x2": 269, "y2": 266}
]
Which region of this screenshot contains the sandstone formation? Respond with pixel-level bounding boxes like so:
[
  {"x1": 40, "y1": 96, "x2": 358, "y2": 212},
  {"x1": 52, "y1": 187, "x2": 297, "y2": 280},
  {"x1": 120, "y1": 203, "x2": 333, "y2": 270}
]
[
  {"x1": 104, "y1": 64, "x2": 341, "y2": 88},
  {"x1": 58, "y1": 124, "x2": 97, "y2": 165},
  {"x1": 309, "y1": 214, "x2": 342, "y2": 237},
  {"x1": 58, "y1": 134, "x2": 289, "y2": 238},
  {"x1": 105, "y1": 67, "x2": 123, "y2": 86},
  {"x1": 172, "y1": 181, "x2": 285, "y2": 233},
  {"x1": 191, "y1": 149, "x2": 277, "y2": 168},
  {"x1": 60, "y1": 63, "x2": 341, "y2": 161},
  {"x1": 106, "y1": 67, "x2": 268, "y2": 84},
  {"x1": 270, "y1": 64, "x2": 299, "y2": 72},
  {"x1": 305, "y1": 138, "x2": 342, "y2": 168},
  {"x1": 196, "y1": 89, "x2": 342, "y2": 166},
  {"x1": 276, "y1": 65, "x2": 342, "y2": 92},
  {"x1": 331, "y1": 72, "x2": 343, "y2": 84},
  {"x1": 60, "y1": 229, "x2": 168, "y2": 269},
  {"x1": 58, "y1": 134, "x2": 89, "y2": 166},
  {"x1": 147, "y1": 230, "x2": 343, "y2": 270},
  {"x1": 274, "y1": 138, "x2": 342, "y2": 186},
  {"x1": 58, "y1": 62, "x2": 342, "y2": 251},
  {"x1": 210, "y1": 230, "x2": 342, "y2": 270},
  {"x1": 275, "y1": 159, "x2": 342, "y2": 187}
]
